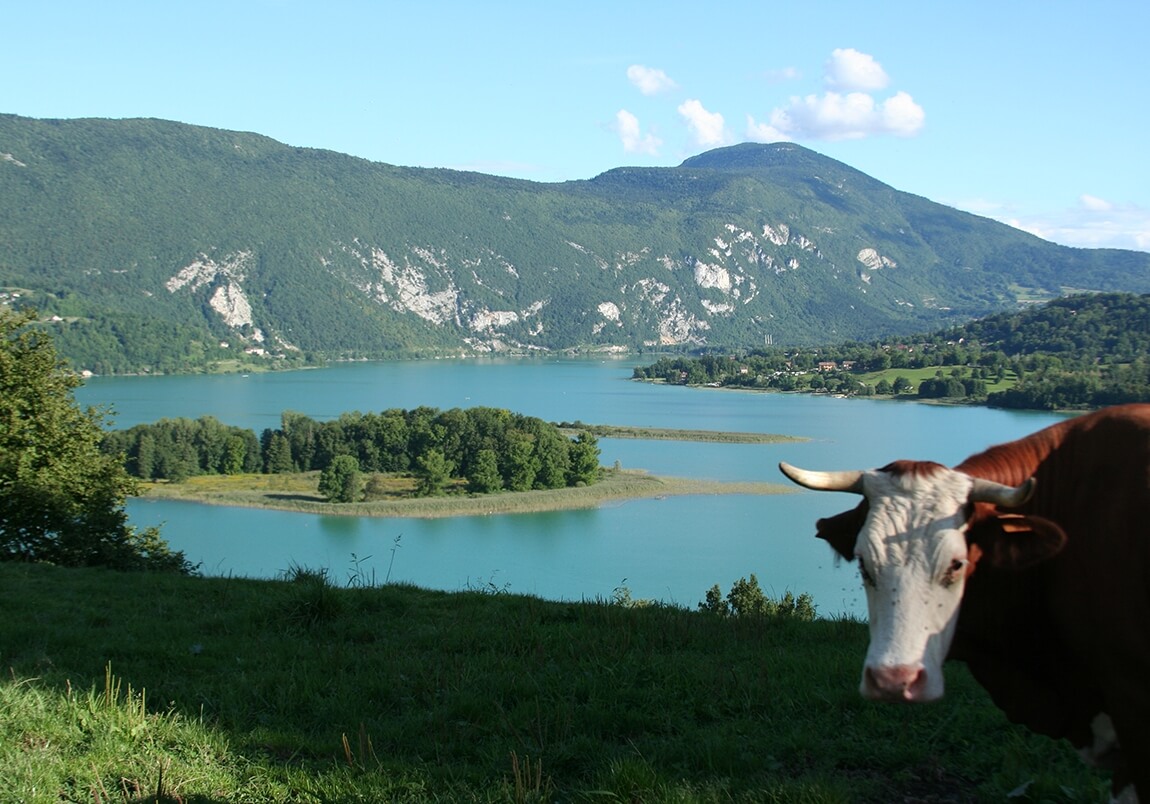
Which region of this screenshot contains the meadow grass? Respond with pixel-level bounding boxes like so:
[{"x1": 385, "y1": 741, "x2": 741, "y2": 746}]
[
  {"x1": 0, "y1": 562, "x2": 1110, "y2": 802},
  {"x1": 851, "y1": 367, "x2": 1018, "y2": 397}
]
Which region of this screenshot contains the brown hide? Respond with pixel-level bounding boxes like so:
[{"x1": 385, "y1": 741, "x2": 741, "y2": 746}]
[{"x1": 813, "y1": 404, "x2": 1150, "y2": 799}]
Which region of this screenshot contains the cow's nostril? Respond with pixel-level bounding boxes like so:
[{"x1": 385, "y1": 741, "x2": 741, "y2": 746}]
[{"x1": 864, "y1": 664, "x2": 927, "y2": 701}]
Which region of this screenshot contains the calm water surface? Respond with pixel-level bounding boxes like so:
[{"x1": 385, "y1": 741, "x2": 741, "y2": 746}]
[{"x1": 79, "y1": 359, "x2": 1065, "y2": 616}]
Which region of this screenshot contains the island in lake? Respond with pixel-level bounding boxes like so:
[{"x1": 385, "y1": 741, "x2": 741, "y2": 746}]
[{"x1": 140, "y1": 425, "x2": 805, "y2": 518}]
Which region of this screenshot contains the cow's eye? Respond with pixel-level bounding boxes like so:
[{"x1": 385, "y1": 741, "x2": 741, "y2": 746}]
[
  {"x1": 859, "y1": 561, "x2": 876, "y2": 588},
  {"x1": 941, "y1": 558, "x2": 966, "y2": 588}
]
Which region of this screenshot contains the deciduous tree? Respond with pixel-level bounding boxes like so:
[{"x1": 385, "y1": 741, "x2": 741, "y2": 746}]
[{"x1": 0, "y1": 309, "x2": 192, "y2": 572}]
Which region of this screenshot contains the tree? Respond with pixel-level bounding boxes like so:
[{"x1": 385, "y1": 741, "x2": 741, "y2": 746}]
[
  {"x1": 503, "y1": 430, "x2": 538, "y2": 492},
  {"x1": 566, "y1": 432, "x2": 600, "y2": 486},
  {"x1": 135, "y1": 432, "x2": 157, "y2": 479},
  {"x1": 223, "y1": 434, "x2": 248, "y2": 475},
  {"x1": 529, "y1": 421, "x2": 571, "y2": 489},
  {"x1": 319, "y1": 454, "x2": 361, "y2": 503},
  {"x1": 467, "y1": 448, "x2": 503, "y2": 494},
  {"x1": 413, "y1": 448, "x2": 453, "y2": 497},
  {"x1": 262, "y1": 430, "x2": 295, "y2": 473},
  {"x1": 0, "y1": 309, "x2": 192, "y2": 572}
]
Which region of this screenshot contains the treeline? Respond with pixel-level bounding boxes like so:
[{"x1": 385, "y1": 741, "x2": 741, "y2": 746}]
[
  {"x1": 632, "y1": 354, "x2": 1001, "y2": 398},
  {"x1": 633, "y1": 293, "x2": 1150, "y2": 411},
  {"x1": 101, "y1": 407, "x2": 601, "y2": 498}
]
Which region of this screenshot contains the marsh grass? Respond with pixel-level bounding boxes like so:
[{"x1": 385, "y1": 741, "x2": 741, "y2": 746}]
[
  {"x1": 0, "y1": 563, "x2": 1109, "y2": 802},
  {"x1": 555, "y1": 424, "x2": 807, "y2": 444},
  {"x1": 140, "y1": 468, "x2": 794, "y2": 518}
]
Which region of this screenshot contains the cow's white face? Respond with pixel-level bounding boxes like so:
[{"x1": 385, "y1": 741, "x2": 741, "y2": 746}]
[
  {"x1": 853, "y1": 467, "x2": 975, "y2": 702},
  {"x1": 780, "y1": 459, "x2": 1050, "y2": 704}
]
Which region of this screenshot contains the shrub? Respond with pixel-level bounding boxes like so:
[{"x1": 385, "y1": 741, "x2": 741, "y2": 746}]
[{"x1": 699, "y1": 574, "x2": 816, "y2": 621}]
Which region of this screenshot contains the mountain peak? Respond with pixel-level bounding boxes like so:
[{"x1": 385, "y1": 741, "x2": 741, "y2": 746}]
[{"x1": 679, "y1": 142, "x2": 822, "y2": 171}]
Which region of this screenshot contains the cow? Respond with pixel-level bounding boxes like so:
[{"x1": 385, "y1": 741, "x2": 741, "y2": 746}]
[{"x1": 778, "y1": 403, "x2": 1150, "y2": 803}]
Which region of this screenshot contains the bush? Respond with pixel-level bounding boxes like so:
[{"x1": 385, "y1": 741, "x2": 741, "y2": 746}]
[
  {"x1": 699, "y1": 574, "x2": 816, "y2": 620},
  {"x1": 319, "y1": 455, "x2": 361, "y2": 502}
]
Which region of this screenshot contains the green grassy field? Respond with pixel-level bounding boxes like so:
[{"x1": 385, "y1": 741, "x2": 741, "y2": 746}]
[
  {"x1": 851, "y1": 367, "x2": 1018, "y2": 397},
  {"x1": 0, "y1": 562, "x2": 1109, "y2": 802}
]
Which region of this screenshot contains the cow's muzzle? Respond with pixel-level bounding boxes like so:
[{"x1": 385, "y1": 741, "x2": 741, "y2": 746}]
[{"x1": 862, "y1": 664, "x2": 931, "y2": 702}]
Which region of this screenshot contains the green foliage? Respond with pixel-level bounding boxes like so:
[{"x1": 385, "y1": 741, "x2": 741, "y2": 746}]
[
  {"x1": 262, "y1": 430, "x2": 295, "y2": 473},
  {"x1": 102, "y1": 415, "x2": 261, "y2": 480},
  {"x1": 0, "y1": 309, "x2": 192, "y2": 572},
  {"x1": 279, "y1": 563, "x2": 346, "y2": 625},
  {"x1": 566, "y1": 431, "x2": 601, "y2": 485},
  {"x1": 699, "y1": 574, "x2": 817, "y2": 620},
  {"x1": 637, "y1": 292, "x2": 1150, "y2": 411},
  {"x1": 4, "y1": 114, "x2": 1149, "y2": 374},
  {"x1": 110, "y1": 405, "x2": 602, "y2": 498},
  {"x1": 466, "y1": 447, "x2": 503, "y2": 493},
  {"x1": 318, "y1": 455, "x2": 361, "y2": 503},
  {"x1": 412, "y1": 448, "x2": 453, "y2": 497}
]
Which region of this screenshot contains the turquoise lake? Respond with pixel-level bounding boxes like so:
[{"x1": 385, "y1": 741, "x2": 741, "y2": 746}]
[{"x1": 78, "y1": 359, "x2": 1065, "y2": 616}]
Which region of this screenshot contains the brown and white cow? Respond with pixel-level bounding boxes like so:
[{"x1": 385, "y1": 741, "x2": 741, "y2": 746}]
[{"x1": 779, "y1": 403, "x2": 1150, "y2": 803}]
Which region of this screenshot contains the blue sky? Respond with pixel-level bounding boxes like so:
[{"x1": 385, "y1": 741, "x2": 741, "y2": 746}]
[{"x1": 5, "y1": 1, "x2": 1148, "y2": 251}]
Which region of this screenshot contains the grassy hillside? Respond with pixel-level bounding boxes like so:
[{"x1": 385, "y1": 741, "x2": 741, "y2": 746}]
[{"x1": 0, "y1": 563, "x2": 1107, "y2": 802}]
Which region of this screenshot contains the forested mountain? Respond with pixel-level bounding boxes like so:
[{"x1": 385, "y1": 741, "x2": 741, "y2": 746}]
[{"x1": 2, "y1": 113, "x2": 1148, "y2": 373}]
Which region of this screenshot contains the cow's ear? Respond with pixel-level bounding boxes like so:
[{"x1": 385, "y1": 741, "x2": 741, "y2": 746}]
[
  {"x1": 816, "y1": 501, "x2": 868, "y2": 560},
  {"x1": 967, "y1": 514, "x2": 1067, "y2": 570}
]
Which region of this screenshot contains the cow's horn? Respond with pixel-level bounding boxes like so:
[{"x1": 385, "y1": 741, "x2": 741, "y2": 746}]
[
  {"x1": 779, "y1": 462, "x2": 865, "y2": 494},
  {"x1": 969, "y1": 477, "x2": 1036, "y2": 507}
]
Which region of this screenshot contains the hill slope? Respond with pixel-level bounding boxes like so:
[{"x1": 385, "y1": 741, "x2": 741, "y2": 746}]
[
  {"x1": 0, "y1": 562, "x2": 1105, "y2": 800},
  {"x1": 2, "y1": 114, "x2": 1148, "y2": 372}
]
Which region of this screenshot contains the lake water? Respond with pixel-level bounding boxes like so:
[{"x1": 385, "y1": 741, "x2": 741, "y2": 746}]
[{"x1": 78, "y1": 359, "x2": 1065, "y2": 616}]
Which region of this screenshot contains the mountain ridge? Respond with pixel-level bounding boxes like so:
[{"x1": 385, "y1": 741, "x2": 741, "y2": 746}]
[{"x1": 2, "y1": 113, "x2": 1147, "y2": 373}]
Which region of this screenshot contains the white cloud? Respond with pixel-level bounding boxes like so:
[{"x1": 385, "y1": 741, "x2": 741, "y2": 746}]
[
  {"x1": 747, "y1": 48, "x2": 923, "y2": 142},
  {"x1": 825, "y1": 48, "x2": 889, "y2": 92},
  {"x1": 627, "y1": 64, "x2": 677, "y2": 96},
  {"x1": 879, "y1": 91, "x2": 926, "y2": 137},
  {"x1": 1015, "y1": 199, "x2": 1150, "y2": 251},
  {"x1": 615, "y1": 109, "x2": 662, "y2": 155},
  {"x1": 759, "y1": 90, "x2": 925, "y2": 141},
  {"x1": 745, "y1": 114, "x2": 791, "y2": 143},
  {"x1": 962, "y1": 194, "x2": 1150, "y2": 252},
  {"x1": 677, "y1": 99, "x2": 730, "y2": 147},
  {"x1": 621, "y1": 48, "x2": 919, "y2": 154},
  {"x1": 1080, "y1": 193, "x2": 1113, "y2": 212}
]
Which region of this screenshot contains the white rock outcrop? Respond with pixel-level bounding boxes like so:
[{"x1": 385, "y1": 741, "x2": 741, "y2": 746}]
[
  {"x1": 166, "y1": 251, "x2": 260, "y2": 332},
  {"x1": 857, "y1": 248, "x2": 897, "y2": 270}
]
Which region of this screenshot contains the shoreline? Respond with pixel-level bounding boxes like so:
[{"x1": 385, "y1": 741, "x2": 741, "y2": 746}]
[{"x1": 137, "y1": 469, "x2": 796, "y2": 519}]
